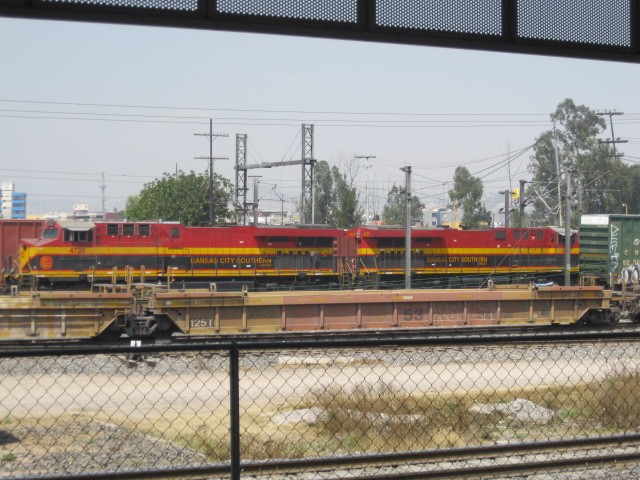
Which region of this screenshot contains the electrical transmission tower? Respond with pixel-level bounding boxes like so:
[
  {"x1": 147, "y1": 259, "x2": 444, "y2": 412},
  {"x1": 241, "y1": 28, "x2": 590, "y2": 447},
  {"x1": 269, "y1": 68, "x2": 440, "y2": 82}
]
[
  {"x1": 235, "y1": 134, "x2": 248, "y2": 224},
  {"x1": 301, "y1": 124, "x2": 316, "y2": 224},
  {"x1": 234, "y1": 124, "x2": 316, "y2": 225}
]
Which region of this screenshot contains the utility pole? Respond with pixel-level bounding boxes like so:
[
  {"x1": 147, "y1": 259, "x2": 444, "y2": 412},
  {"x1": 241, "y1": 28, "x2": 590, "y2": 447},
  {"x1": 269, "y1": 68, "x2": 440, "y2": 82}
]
[
  {"x1": 597, "y1": 111, "x2": 627, "y2": 158},
  {"x1": 400, "y1": 166, "x2": 412, "y2": 289},
  {"x1": 499, "y1": 189, "x2": 511, "y2": 228},
  {"x1": 576, "y1": 177, "x2": 583, "y2": 218},
  {"x1": 355, "y1": 155, "x2": 376, "y2": 223},
  {"x1": 100, "y1": 172, "x2": 106, "y2": 214},
  {"x1": 564, "y1": 166, "x2": 572, "y2": 286},
  {"x1": 552, "y1": 122, "x2": 563, "y2": 227},
  {"x1": 252, "y1": 176, "x2": 261, "y2": 225},
  {"x1": 245, "y1": 175, "x2": 262, "y2": 225},
  {"x1": 194, "y1": 118, "x2": 228, "y2": 226},
  {"x1": 518, "y1": 179, "x2": 527, "y2": 228}
]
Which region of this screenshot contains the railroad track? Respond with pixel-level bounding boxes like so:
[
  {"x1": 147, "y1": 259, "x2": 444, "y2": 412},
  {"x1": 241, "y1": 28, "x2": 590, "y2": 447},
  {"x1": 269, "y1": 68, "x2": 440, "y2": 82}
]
[
  {"x1": 1, "y1": 323, "x2": 640, "y2": 353},
  {"x1": 217, "y1": 435, "x2": 640, "y2": 480}
]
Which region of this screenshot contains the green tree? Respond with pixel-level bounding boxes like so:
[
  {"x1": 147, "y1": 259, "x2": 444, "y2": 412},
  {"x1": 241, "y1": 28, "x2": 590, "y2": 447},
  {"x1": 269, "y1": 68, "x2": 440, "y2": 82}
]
[
  {"x1": 448, "y1": 166, "x2": 491, "y2": 228},
  {"x1": 126, "y1": 170, "x2": 233, "y2": 226},
  {"x1": 382, "y1": 184, "x2": 424, "y2": 225},
  {"x1": 330, "y1": 166, "x2": 364, "y2": 228},
  {"x1": 306, "y1": 160, "x2": 335, "y2": 225},
  {"x1": 527, "y1": 98, "x2": 638, "y2": 226},
  {"x1": 304, "y1": 160, "x2": 363, "y2": 227}
]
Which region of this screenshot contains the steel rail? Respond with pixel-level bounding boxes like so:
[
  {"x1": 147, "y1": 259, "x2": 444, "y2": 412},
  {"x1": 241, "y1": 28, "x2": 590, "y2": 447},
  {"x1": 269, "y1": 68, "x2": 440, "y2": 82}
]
[
  {"x1": 1, "y1": 321, "x2": 638, "y2": 350},
  {"x1": 11, "y1": 434, "x2": 640, "y2": 480},
  {"x1": 1, "y1": 325, "x2": 640, "y2": 356}
]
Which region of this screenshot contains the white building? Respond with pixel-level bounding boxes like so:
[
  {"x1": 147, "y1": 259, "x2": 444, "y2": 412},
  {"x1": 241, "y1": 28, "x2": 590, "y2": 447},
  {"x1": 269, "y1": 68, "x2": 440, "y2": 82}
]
[{"x1": 1, "y1": 182, "x2": 27, "y2": 219}]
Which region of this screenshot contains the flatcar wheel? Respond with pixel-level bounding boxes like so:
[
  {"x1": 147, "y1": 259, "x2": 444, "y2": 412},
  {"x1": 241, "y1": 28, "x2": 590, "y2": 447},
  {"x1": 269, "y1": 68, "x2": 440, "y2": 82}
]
[{"x1": 607, "y1": 307, "x2": 621, "y2": 325}]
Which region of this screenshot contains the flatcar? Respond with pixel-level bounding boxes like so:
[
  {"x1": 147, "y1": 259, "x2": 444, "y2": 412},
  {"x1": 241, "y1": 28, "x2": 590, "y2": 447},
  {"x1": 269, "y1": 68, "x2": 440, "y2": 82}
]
[
  {"x1": 0, "y1": 283, "x2": 618, "y2": 340},
  {"x1": 9, "y1": 219, "x2": 579, "y2": 291}
]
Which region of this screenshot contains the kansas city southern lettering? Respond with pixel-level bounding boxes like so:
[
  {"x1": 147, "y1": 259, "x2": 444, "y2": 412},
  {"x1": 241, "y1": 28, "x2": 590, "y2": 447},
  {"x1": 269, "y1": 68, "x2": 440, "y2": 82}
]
[
  {"x1": 425, "y1": 256, "x2": 489, "y2": 265},
  {"x1": 191, "y1": 256, "x2": 273, "y2": 266}
]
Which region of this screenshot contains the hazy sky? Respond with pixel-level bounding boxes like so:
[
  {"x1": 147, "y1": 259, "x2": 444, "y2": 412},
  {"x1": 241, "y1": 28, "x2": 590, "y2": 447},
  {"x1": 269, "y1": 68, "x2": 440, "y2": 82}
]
[{"x1": 1, "y1": 17, "x2": 639, "y2": 217}]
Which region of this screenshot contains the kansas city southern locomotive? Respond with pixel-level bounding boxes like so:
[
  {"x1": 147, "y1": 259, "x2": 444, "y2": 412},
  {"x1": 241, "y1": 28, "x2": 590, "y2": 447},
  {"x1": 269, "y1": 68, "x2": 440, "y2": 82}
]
[{"x1": 10, "y1": 220, "x2": 578, "y2": 290}]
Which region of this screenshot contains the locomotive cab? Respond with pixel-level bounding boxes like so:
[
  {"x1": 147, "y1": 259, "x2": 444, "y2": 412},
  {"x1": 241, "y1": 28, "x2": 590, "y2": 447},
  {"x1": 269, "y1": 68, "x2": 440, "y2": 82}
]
[
  {"x1": 19, "y1": 221, "x2": 97, "y2": 288},
  {"x1": 60, "y1": 222, "x2": 95, "y2": 244}
]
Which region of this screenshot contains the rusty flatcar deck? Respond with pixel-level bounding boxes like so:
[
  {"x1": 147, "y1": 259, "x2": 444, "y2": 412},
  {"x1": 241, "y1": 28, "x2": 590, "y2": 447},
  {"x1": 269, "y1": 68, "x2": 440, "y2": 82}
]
[
  {"x1": 0, "y1": 284, "x2": 613, "y2": 339},
  {"x1": 0, "y1": 290, "x2": 134, "y2": 339}
]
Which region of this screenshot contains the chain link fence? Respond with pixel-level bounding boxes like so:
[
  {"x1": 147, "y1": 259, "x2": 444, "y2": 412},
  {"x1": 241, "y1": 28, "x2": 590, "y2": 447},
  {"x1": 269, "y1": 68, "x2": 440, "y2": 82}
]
[{"x1": 2, "y1": 333, "x2": 640, "y2": 479}]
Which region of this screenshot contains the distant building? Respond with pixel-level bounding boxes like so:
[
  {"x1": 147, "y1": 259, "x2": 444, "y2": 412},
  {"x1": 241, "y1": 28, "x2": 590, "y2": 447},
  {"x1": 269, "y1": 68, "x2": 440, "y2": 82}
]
[
  {"x1": 424, "y1": 206, "x2": 464, "y2": 229},
  {"x1": 42, "y1": 204, "x2": 106, "y2": 221},
  {"x1": 1, "y1": 182, "x2": 27, "y2": 219}
]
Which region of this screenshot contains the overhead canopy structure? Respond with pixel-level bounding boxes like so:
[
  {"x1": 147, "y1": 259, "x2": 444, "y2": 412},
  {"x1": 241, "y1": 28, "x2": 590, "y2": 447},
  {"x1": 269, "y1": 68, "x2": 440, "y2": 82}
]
[{"x1": 1, "y1": 1, "x2": 638, "y2": 63}]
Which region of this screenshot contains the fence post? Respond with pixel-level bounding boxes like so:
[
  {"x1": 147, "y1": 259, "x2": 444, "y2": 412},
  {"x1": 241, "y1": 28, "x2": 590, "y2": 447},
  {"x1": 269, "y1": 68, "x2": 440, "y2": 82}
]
[{"x1": 230, "y1": 342, "x2": 241, "y2": 480}]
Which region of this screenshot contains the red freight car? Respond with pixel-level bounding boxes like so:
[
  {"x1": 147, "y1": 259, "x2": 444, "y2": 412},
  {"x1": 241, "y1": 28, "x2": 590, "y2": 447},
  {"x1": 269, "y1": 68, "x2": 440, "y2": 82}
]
[{"x1": 0, "y1": 219, "x2": 44, "y2": 287}]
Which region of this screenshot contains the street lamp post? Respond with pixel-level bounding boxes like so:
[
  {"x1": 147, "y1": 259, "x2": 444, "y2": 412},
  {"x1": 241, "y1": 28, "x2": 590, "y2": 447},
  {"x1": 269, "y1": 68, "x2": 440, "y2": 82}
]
[{"x1": 623, "y1": 203, "x2": 628, "y2": 214}]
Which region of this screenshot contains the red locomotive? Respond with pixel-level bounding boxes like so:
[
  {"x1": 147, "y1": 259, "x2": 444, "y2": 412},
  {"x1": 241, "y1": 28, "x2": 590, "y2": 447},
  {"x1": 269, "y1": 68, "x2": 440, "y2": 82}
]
[
  {"x1": 10, "y1": 220, "x2": 579, "y2": 290},
  {"x1": 17, "y1": 221, "x2": 343, "y2": 289},
  {"x1": 350, "y1": 226, "x2": 579, "y2": 288}
]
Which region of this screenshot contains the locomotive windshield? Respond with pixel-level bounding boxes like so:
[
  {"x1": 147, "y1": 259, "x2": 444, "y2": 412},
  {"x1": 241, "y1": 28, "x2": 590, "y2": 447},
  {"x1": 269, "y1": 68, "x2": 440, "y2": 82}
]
[{"x1": 42, "y1": 229, "x2": 58, "y2": 239}]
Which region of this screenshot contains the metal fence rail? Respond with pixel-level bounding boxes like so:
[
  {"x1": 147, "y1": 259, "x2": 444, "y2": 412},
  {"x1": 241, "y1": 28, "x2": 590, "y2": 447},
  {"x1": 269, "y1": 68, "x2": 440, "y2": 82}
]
[{"x1": 2, "y1": 332, "x2": 640, "y2": 479}]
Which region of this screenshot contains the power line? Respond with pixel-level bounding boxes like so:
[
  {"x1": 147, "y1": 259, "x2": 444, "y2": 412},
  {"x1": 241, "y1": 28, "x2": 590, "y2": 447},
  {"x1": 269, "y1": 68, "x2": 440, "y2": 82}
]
[
  {"x1": 0, "y1": 98, "x2": 551, "y2": 117},
  {"x1": 0, "y1": 167, "x2": 153, "y2": 178},
  {"x1": 0, "y1": 113, "x2": 552, "y2": 129},
  {"x1": 0, "y1": 174, "x2": 146, "y2": 184},
  {"x1": 0, "y1": 108, "x2": 555, "y2": 125}
]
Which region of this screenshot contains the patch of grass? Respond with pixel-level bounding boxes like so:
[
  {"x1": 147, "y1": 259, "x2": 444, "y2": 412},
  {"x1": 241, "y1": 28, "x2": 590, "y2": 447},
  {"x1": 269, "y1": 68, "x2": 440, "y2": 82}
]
[
  {"x1": 183, "y1": 424, "x2": 326, "y2": 461},
  {"x1": 580, "y1": 369, "x2": 640, "y2": 430},
  {"x1": 307, "y1": 382, "x2": 479, "y2": 451},
  {"x1": 1, "y1": 453, "x2": 16, "y2": 463},
  {"x1": 141, "y1": 369, "x2": 640, "y2": 461}
]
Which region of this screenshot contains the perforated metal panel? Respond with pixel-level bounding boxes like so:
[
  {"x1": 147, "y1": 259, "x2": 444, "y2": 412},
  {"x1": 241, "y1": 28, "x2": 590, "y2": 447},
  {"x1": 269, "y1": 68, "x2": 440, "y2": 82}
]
[
  {"x1": 376, "y1": 0, "x2": 502, "y2": 37},
  {"x1": 517, "y1": 0, "x2": 632, "y2": 47},
  {"x1": 216, "y1": 0, "x2": 358, "y2": 23},
  {"x1": 42, "y1": 0, "x2": 198, "y2": 12},
  {"x1": 4, "y1": 0, "x2": 640, "y2": 62}
]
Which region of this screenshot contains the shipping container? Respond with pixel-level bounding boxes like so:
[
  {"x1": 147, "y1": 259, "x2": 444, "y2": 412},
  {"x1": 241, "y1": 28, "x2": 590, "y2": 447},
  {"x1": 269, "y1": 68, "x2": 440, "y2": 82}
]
[
  {"x1": 579, "y1": 214, "x2": 640, "y2": 288},
  {"x1": 0, "y1": 219, "x2": 44, "y2": 286}
]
